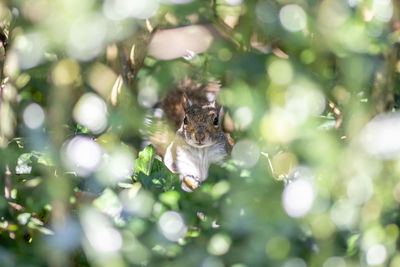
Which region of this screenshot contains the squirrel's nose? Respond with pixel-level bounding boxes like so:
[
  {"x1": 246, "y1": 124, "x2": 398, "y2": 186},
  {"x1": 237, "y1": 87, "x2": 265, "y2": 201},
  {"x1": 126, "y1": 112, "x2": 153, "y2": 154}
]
[{"x1": 195, "y1": 132, "x2": 205, "y2": 143}]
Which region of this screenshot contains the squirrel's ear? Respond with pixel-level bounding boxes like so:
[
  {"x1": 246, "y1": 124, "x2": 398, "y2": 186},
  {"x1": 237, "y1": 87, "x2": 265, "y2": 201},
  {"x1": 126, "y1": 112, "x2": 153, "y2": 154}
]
[{"x1": 182, "y1": 92, "x2": 192, "y2": 110}]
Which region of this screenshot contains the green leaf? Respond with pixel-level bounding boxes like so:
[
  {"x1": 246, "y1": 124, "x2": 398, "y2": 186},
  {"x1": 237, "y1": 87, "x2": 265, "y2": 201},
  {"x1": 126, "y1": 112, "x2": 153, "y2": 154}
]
[
  {"x1": 93, "y1": 188, "x2": 122, "y2": 220},
  {"x1": 15, "y1": 153, "x2": 33, "y2": 174},
  {"x1": 346, "y1": 233, "x2": 360, "y2": 256},
  {"x1": 135, "y1": 145, "x2": 155, "y2": 176},
  {"x1": 17, "y1": 213, "x2": 31, "y2": 225},
  {"x1": 159, "y1": 190, "x2": 180, "y2": 210}
]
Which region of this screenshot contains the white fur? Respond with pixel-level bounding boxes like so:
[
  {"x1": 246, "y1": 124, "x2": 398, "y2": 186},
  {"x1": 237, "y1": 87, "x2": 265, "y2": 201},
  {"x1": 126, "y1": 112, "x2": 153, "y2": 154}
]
[{"x1": 164, "y1": 140, "x2": 227, "y2": 182}]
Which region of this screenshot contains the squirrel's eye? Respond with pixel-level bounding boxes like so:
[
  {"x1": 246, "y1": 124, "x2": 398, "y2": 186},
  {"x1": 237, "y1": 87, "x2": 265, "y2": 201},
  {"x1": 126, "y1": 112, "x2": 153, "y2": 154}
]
[
  {"x1": 183, "y1": 116, "x2": 188, "y2": 125},
  {"x1": 213, "y1": 117, "x2": 219, "y2": 125}
]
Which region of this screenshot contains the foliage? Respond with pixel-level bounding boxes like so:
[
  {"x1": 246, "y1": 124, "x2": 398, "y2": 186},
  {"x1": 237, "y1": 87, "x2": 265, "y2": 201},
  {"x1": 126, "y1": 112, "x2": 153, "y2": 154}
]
[{"x1": 1, "y1": 0, "x2": 400, "y2": 267}]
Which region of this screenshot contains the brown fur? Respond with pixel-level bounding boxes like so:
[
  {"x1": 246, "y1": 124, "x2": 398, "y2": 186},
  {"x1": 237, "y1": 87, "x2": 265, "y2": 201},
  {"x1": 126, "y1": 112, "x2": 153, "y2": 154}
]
[
  {"x1": 157, "y1": 78, "x2": 221, "y2": 129},
  {"x1": 150, "y1": 78, "x2": 232, "y2": 191}
]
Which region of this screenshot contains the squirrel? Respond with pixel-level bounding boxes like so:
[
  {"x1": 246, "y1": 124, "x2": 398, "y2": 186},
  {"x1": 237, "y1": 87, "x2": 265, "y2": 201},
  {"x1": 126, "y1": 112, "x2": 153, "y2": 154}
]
[{"x1": 149, "y1": 79, "x2": 233, "y2": 192}]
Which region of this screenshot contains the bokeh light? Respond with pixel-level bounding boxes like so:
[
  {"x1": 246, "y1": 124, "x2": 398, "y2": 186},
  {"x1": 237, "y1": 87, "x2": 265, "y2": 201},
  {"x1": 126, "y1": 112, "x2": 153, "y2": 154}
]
[
  {"x1": 138, "y1": 78, "x2": 159, "y2": 108},
  {"x1": 279, "y1": 4, "x2": 307, "y2": 32},
  {"x1": 256, "y1": 1, "x2": 278, "y2": 24},
  {"x1": 224, "y1": 0, "x2": 243, "y2": 6},
  {"x1": 265, "y1": 236, "x2": 291, "y2": 260},
  {"x1": 322, "y1": 257, "x2": 346, "y2": 267},
  {"x1": 68, "y1": 15, "x2": 107, "y2": 61},
  {"x1": 62, "y1": 136, "x2": 102, "y2": 176},
  {"x1": 4, "y1": 0, "x2": 400, "y2": 266},
  {"x1": 231, "y1": 139, "x2": 260, "y2": 168},
  {"x1": 233, "y1": 106, "x2": 253, "y2": 129},
  {"x1": 366, "y1": 244, "x2": 387, "y2": 266},
  {"x1": 98, "y1": 148, "x2": 135, "y2": 184},
  {"x1": 160, "y1": 0, "x2": 195, "y2": 4},
  {"x1": 360, "y1": 112, "x2": 400, "y2": 159},
  {"x1": 285, "y1": 85, "x2": 326, "y2": 123},
  {"x1": 103, "y1": 0, "x2": 160, "y2": 20},
  {"x1": 13, "y1": 32, "x2": 45, "y2": 69},
  {"x1": 283, "y1": 258, "x2": 307, "y2": 267},
  {"x1": 73, "y1": 93, "x2": 108, "y2": 134},
  {"x1": 267, "y1": 59, "x2": 293, "y2": 85},
  {"x1": 158, "y1": 211, "x2": 187, "y2": 242},
  {"x1": 201, "y1": 257, "x2": 224, "y2": 267},
  {"x1": 346, "y1": 175, "x2": 373, "y2": 205},
  {"x1": 148, "y1": 25, "x2": 214, "y2": 60},
  {"x1": 52, "y1": 59, "x2": 80, "y2": 86},
  {"x1": 207, "y1": 233, "x2": 232, "y2": 256},
  {"x1": 23, "y1": 103, "x2": 45, "y2": 129},
  {"x1": 260, "y1": 108, "x2": 297, "y2": 143},
  {"x1": 81, "y1": 208, "x2": 122, "y2": 253},
  {"x1": 330, "y1": 199, "x2": 359, "y2": 230},
  {"x1": 372, "y1": 0, "x2": 393, "y2": 22},
  {"x1": 48, "y1": 217, "x2": 81, "y2": 252},
  {"x1": 282, "y1": 178, "x2": 315, "y2": 218},
  {"x1": 120, "y1": 187, "x2": 154, "y2": 218}
]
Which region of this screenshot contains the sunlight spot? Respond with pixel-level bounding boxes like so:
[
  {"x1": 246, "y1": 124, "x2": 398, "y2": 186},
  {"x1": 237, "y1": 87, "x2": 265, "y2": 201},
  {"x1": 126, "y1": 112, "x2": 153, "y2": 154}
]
[
  {"x1": 347, "y1": 175, "x2": 373, "y2": 205},
  {"x1": 265, "y1": 236, "x2": 291, "y2": 260},
  {"x1": 323, "y1": 257, "x2": 346, "y2": 267},
  {"x1": 393, "y1": 183, "x2": 400, "y2": 203},
  {"x1": 360, "y1": 112, "x2": 400, "y2": 159},
  {"x1": 348, "y1": 0, "x2": 361, "y2": 8},
  {"x1": 87, "y1": 63, "x2": 118, "y2": 98},
  {"x1": 211, "y1": 181, "x2": 230, "y2": 199},
  {"x1": 256, "y1": 1, "x2": 277, "y2": 24},
  {"x1": 68, "y1": 15, "x2": 106, "y2": 61},
  {"x1": 282, "y1": 179, "x2": 315, "y2": 218},
  {"x1": 218, "y1": 48, "x2": 232, "y2": 62},
  {"x1": 272, "y1": 153, "x2": 298, "y2": 178},
  {"x1": 81, "y1": 209, "x2": 122, "y2": 253},
  {"x1": 224, "y1": 0, "x2": 243, "y2": 5},
  {"x1": 267, "y1": 59, "x2": 293, "y2": 85},
  {"x1": 23, "y1": 103, "x2": 45, "y2": 129},
  {"x1": 103, "y1": 0, "x2": 159, "y2": 20},
  {"x1": 160, "y1": 0, "x2": 194, "y2": 4},
  {"x1": 366, "y1": 244, "x2": 387, "y2": 266},
  {"x1": 99, "y1": 148, "x2": 134, "y2": 183},
  {"x1": 260, "y1": 108, "x2": 296, "y2": 143},
  {"x1": 120, "y1": 187, "x2": 154, "y2": 218},
  {"x1": 48, "y1": 217, "x2": 81, "y2": 252},
  {"x1": 318, "y1": 0, "x2": 349, "y2": 30},
  {"x1": 330, "y1": 199, "x2": 358, "y2": 230},
  {"x1": 311, "y1": 214, "x2": 335, "y2": 240},
  {"x1": 372, "y1": 0, "x2": 393, "y2": 22},
  {"x1": 233, "y1": 106, "x2": 253, "y2": 129},
  {"x1": 158, "y1": 211, "x2": 187, "y2": 242},
  {"x1": 138, "y1": 85, "x2": 158, "y2": 108},
  {"x1": 52, "y1": 59, "x2": 80, "y2": 86},
  {"x1": 231, "y1": 139, "x2": 260, "y2": 169},
  {"x1": 63, "y1": 136, "x2": 102, "y2": 176},
  {"x1": 285, "y1": 85, "x2": 326, "y2": 123},
  {"x1": 14, "y1": 32, "x2": 44, "y2": 69},
  {"x1": 283, "y1": 258, "x2": 307, "y2": 267},
  {"x1": 201, "y1": 257, "x2": 224, "y2": 267},
  {"x1": 279, "y1": 4, "x2": 307, "y2": 32},
  {"x1": 73, "y1": 93, "x2": 107, "y2": 134},
  {"x1": 208, "y1": 233, "x2": 231, "y2": 256}
]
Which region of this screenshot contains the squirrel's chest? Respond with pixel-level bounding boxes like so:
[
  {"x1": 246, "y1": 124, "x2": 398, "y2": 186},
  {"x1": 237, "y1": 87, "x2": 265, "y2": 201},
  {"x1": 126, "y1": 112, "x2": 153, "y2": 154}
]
[{"x1": 175, "y1": 144, "x2": 226, "y2": 181}]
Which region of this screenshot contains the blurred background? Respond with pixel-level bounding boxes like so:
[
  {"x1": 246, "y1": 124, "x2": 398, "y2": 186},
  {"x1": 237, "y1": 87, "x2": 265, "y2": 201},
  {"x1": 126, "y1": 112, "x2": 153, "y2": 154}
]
[{"x1": 1, "y1": 0, "x2": 400, "y2": 266}]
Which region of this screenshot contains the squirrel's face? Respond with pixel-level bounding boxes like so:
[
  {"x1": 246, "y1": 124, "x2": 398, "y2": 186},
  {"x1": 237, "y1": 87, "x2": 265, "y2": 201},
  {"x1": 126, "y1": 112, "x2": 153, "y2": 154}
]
[{"x1": 181, "y1": 105, "x2": 222, "y2": 148}]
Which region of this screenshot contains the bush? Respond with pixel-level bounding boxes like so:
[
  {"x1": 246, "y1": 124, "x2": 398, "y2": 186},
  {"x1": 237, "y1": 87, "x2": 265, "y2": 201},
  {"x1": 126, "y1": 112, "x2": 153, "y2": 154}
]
[{"x1": 1, "y1": 1, "x2": 400, "y2": 266}]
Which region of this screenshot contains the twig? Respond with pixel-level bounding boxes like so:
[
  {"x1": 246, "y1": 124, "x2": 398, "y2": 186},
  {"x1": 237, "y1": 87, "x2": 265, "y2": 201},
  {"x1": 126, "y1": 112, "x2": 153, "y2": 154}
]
[
  {"x1": 118, "y1": 23, "x2": 156, "y2": 90},
  {"x1": 329, "y1": 102, "x2": 343, "y2": 130}
]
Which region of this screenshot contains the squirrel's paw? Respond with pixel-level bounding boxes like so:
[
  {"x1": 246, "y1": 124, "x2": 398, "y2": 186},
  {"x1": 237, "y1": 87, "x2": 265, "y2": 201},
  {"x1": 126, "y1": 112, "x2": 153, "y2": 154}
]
[{"x1": 182, "y1": 176, "x2": 200, "y2": 192}]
